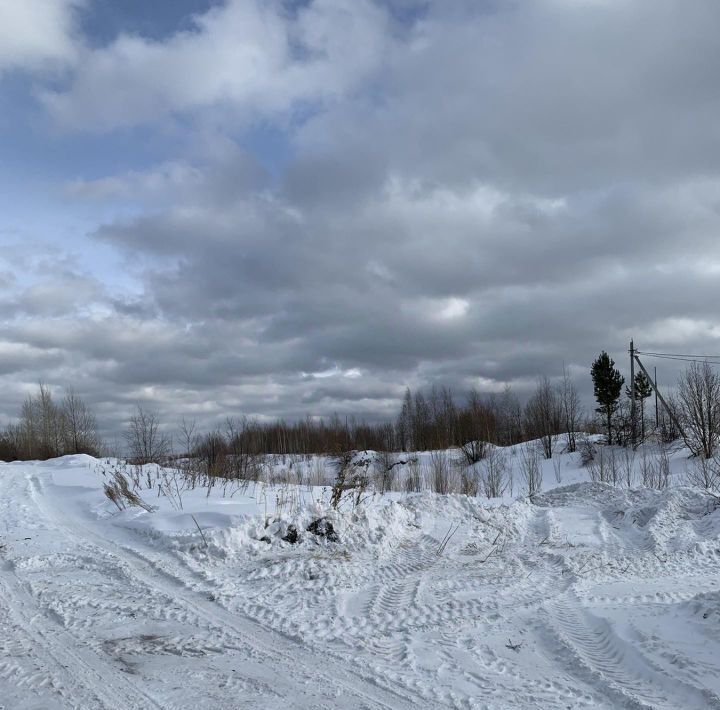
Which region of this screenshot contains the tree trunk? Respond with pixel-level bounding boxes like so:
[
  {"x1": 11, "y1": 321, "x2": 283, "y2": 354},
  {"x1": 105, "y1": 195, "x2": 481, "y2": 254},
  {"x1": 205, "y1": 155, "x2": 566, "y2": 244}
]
[{"x1": 607, "y1": 409, "x2": 612, "y2": 446}]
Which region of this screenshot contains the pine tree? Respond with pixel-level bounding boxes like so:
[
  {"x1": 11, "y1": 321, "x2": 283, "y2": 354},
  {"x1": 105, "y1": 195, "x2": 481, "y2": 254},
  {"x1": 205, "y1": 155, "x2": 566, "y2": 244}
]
[
  {"x1": 591, "y1": 351, "x2": 624, "y2": 445},
  {"x1": 626, "y1": 371, "x2": 653, "y2": 440}
]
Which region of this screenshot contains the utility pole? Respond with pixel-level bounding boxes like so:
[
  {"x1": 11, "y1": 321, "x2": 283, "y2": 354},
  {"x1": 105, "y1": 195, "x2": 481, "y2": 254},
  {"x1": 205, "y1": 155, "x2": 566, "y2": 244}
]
[
  {"x1": 654, "y1": 366, "x2": 658, "y2": 428},
  {"x1": 633, "y1": 351, "x2": 686, "y2": 442},
  {"x1": 630, "y1": 339, "x2": 636, "y2": 447}
]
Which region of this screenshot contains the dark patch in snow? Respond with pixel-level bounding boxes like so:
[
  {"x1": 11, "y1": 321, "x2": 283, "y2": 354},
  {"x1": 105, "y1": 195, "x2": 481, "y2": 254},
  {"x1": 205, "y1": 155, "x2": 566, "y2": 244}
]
[
  {"x1": 306, "y1": 518, "x2": 338, "y2": 542},
  {"x1": 282, "y1": 524, "x2": 300, "y2": 544}
]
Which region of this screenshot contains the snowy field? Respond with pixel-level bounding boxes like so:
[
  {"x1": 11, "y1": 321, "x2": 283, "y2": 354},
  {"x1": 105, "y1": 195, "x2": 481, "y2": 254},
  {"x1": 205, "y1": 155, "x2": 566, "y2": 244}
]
[{"x1": 2, "y1": 444, "x2": 720, "y2": 709}]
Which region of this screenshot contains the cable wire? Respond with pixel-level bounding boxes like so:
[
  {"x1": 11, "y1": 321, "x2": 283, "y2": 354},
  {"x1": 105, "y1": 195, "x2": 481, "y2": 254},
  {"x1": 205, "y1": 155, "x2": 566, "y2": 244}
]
[
  {"x1": 635, "y1": 351, "x2": 720, "y2": 366},
  {"x1": 636, "y1": 353, "x2": 720, "y2": 362}
]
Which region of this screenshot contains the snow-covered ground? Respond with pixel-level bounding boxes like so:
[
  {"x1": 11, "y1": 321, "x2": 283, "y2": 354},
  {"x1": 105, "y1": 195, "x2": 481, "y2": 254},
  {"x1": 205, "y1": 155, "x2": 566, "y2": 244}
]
[{"x1": 2, "y1": 444, "x2": 720, "y2": 709}]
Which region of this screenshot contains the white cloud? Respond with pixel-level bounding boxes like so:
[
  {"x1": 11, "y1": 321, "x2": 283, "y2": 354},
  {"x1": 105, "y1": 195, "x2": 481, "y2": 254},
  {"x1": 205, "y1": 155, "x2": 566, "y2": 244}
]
[
  {"x1": 7, "y1": 0, "x2": 720, "y2": 430},
  {"x1": 64, "y1": 162, "x2": 205, "y2": 200},
  {"x1": 41, "y1": 0, "x2": 389, "y2": 131},
  {"x1": 437, "y1": 297, "x2": 469, "y2": 321},
  {"x1": 0, "y1": 0, "x2": 82, "y2": 73}
]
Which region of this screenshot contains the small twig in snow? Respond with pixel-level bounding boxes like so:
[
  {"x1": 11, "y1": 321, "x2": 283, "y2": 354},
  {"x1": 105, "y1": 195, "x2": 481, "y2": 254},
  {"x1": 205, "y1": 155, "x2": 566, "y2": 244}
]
[
  {"x1": 437, "y1": 523, "x2": 460, "y2": 556},
  {"x1": 191, "y1": 514, "x2": 209, "y2": 549}
]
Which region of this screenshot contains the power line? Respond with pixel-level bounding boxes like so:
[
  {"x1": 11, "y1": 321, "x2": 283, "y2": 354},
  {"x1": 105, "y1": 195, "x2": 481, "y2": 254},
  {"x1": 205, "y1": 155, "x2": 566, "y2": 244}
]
[
  {"x1": 640, "y1": 355, "x2": 720, "y2": 365},
  {"x1": 636, "y1": 350, "x2": 720, "y2": 360},
  {"x1": 635, "y1": 350, "x2": 720, "y2": 365}
]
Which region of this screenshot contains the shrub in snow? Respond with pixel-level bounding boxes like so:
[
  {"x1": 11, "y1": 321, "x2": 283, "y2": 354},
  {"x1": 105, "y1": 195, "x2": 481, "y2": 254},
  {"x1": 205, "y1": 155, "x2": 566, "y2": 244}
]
[
  {"x1": 429, "y1": 450, "x2": 451, "y2": 494},
  {"x1": 686, "y1": 454, "x2": 720, "y2": 493},
  {"x1": 481, "y1": 446, "x2": 507, "y2": 498},
  {"x1": 101, "y1": 464, "x2": 155, "y2": 512},
  {"x1": 579, "y1": 436, "x2": 596, "y2": 466}
]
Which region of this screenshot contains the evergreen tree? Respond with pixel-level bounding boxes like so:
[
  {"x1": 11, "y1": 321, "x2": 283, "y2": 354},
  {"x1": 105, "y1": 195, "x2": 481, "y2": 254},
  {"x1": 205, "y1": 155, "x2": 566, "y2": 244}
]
[
  {"x1": 591, "y1": 351, "x2": 624, "y2": 445},
  {"x1": 626, "y1": 371, "x2": 653, "y2": 440}
]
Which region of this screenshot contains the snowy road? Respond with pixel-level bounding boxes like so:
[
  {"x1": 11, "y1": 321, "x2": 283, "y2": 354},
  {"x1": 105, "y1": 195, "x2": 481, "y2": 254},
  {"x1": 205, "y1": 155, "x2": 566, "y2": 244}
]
[
  {"x1": 1, "y1": 464, "x2": 421, "y2": 709},
  {"x1": 2, "y1": 456, "x2": 720, "y2": 708}
]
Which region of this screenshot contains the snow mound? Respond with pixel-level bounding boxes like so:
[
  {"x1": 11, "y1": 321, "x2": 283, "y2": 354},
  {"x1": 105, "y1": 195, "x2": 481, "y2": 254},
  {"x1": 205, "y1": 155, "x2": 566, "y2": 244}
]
[{"x1": 114, "y1": 496, "x2": 421, "y2": 564}]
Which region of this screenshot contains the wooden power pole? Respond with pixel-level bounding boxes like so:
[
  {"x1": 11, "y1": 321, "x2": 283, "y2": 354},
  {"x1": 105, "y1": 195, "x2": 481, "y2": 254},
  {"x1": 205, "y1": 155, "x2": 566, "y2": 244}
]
[
  {"x1": 654, "y1": 366, "x2": 658, "y2": 427},
  {"x1": 632, "y1": 347, "x2": 686, "y2": 442},
  {"x1": 630, "y1": 339, "x2": 636, "y2": 446}
]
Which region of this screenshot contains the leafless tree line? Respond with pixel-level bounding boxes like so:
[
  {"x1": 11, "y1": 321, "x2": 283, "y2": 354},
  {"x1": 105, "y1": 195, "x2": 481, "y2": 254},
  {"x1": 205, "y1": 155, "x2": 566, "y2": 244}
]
[
  {"x1": 10, "y1": 358, "x2": 720, "y2": 499},
  {"x1": 397, "y1": 385, "x2": 524, "y2": 454},
  {"x1": 114, "y1": 359, "x2": 720, "y2": 499},
  {"x1": 0, "y1": 384, "x2": 101, "y2": 461},
  {"x1": 120, "y1": 377, "x2": 585, "y2": 470},
  {"x1": 398, "y1": 376, "x2": 582, "y2": 460}
]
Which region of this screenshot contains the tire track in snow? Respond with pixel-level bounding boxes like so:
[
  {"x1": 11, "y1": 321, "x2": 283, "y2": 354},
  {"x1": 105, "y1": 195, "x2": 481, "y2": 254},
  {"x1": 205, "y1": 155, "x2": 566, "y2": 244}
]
[
  {"x1": 0, "y1": 565, "x2": 166, "y2": 710},
  {"x1": 544, "y1": 592, "x2": 720, "y2": 709},
  {"x1": 333, "y1": 507, "x2": 572, "y2": 640},
  {"x1": 27, "y1": 472, "x2": 428, "y2": 710},
  {"x1": 355, "y1": 535, "x2": 441, "y2": 668},
  {"x1": 0, "y1": 567, "x2": 70, "y2": 708},
  {"x1": 0, "y1": 470, "x2": 167, "y2": 710}
]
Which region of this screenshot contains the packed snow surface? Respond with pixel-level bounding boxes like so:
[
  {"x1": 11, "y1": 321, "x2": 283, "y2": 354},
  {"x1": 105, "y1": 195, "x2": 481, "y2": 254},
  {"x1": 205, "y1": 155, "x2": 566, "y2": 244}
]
[{"x1": 2, "y1": 448, "x2": 720, "y2": 708}]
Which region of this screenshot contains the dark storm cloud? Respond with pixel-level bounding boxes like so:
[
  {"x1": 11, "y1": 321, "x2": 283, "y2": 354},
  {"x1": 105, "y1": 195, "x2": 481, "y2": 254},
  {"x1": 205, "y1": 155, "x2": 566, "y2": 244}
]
[{"x1": 3, "y1": 0, "x2": 720, "y2": 437}]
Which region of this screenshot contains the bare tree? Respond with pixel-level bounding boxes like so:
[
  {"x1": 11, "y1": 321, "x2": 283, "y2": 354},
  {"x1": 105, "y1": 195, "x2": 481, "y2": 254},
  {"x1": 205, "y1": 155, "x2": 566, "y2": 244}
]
[
  {"x1": 404, "y1": 457, "x2": 423, "y2": 492},
  {"x1": 435, "y1": 386, "x2": 458, "y2": 449},
  {"x1": 38, "y1": 383, "x2": 62, "y2": 458},
  {"x1": 396, "y1": 388, "x2": 413, "y2": 451},
  {"x1": 579, "y1": 434, "x2": 596, "y2": 467},
  {"x1": 124, "y1": 406, "x2": 171, "y2": 464},
  {"x1": 178, "y1": 417, "x2": 198, "y2": 457},
  {"x1": 620, "y1": 446, "x2": 635, "y2": 488},
  {"x1": 607, "y1": 447, "x2": 621, "y2": 486},
  {"x1": 0, "y1": 424, "x2": 22, "y2": 461},
  {"x1": 654, "y1": 446, "x2": 671, "y2": 489},
  {"x1": 429, "y1": 450, "x2": 452, "y2": 494},
  {"x1": 19, "y1": 394, "x2": 40, "y2": 459},
  {"x1": 519, "y1": 444, "x2": 542, "y2": 497},
  {"x1": 559, "y1": 365, "x2": 582, "y2": 453},
  {"x1": 17, "y1": 383, "x2": 64, "y2": 459},
  {"x1": 588, "y1": 446, "x2": 608, "y2": 483},
  {"x1": 225, "y1": 417, "x2": 261, "y2": 480},
  {"x1": 61, "y1": 389, "x2": 100, "y2": 455},
  {"x1": 458, "y1": 389, "x2": 495, "y2": 464},
  {"x1": 197, "y1": 430, "x2": 228, "y2": 477},
  {"x1": 310, "y1": 456, "x2": 328, "y2": 487},
  {"x1": 524, "y1": 377, "x2": 562, "y2": 459},
  {"x1": 506, "y1": 452, "x2": 515, "y2": 497},
  {"x1": 497, "y1": 386, "x2": 523, "y2": 446},
  {"x1": 639, "y1": 446, "x2": 671, "y2": 489},
  {"x1": 659, "y1": 395, "x2": 682, "y2": 444},
  {"x1": 459, "y1": 463, "x2": 479, "y2": 496},
  {"x1": 676, "y1": 361, "x2": 720, "y2": 458},
  {"x1": 552, "y1": 455, "x2": 562, "y2": 484},
  {"x1": 686, "y1": 454, "x2": 720, "y2": 493},
  {"x1": 374, "y1": 449, "x2": 398, "y2": 493},
  {"x1": 481, "y1": 446, "x2": 507, "y2": 498},
  {"x1": 588, "y1": 446, "x2": 620, "y2": 486}
]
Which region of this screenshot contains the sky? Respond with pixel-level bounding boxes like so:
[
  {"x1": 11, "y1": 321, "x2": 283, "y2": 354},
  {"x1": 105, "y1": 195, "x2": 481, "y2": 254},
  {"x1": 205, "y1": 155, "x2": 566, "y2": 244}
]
[{"x1": 2, "y1": 0, "x2": 720, "y2": 438}]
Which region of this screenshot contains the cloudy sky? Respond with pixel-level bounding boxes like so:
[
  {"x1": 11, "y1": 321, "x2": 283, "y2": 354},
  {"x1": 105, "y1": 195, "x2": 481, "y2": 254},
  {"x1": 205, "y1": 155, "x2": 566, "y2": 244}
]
[{"x1": 2, "y1": 0, "x2": 720, "y2": 437}]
